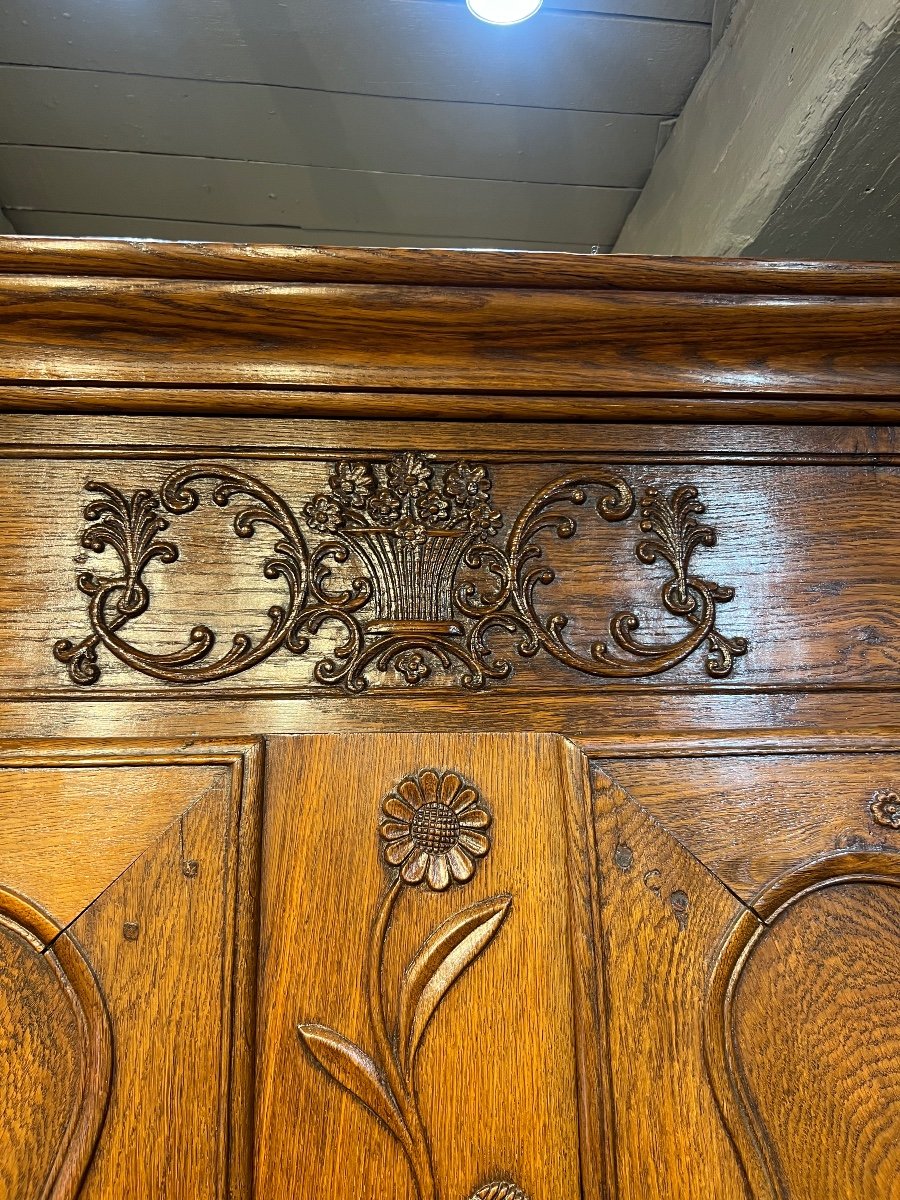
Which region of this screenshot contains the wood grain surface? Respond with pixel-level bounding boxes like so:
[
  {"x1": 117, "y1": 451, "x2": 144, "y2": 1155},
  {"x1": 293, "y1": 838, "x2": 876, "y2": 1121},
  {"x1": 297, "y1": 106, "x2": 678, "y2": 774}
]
[
  {"x1": 601, "y1": 751, "x2": 900, "y2": 901},
  {"x1": 0, "y1": 887, "x2": 109, "y2": 1200},
  {"x1": 0, "y1": 764, "x2": 223, "y2": 925},
  {"x1": 0, "y1": 240, "x2": 897, "y2": 292},
  {"x1": 2, "y1": 424, "x2": 898, "y2": 702},
  {"x1": 4, "y1": 384, "x2": 900, "y2": 424},
  {"x1": 0, "y1": 739, "x2": 263, "y2": 1199},
  {"x1": 590, "y1": 764, "x2": 752, "y2": 1200},
  {"x1": 256, "y1": 734, "x2": 596, "y2": 1200},
  {"x1": 0, "y1": 280, "x2": 896, "y2": 395},
  {"x1": 0, "y1": 243, "x2": 896, "y2": 396},
  {"x1": 732, "y1": 881, "x2": 900, "y2": 1199}
]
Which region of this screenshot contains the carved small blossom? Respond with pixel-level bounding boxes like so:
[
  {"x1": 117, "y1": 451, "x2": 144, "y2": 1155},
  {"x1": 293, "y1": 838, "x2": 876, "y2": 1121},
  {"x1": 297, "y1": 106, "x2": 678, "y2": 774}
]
[
  {"x1": 444, "y1": 462, "x2": 491, "y2": 507},
  {"x1": 303, "y1": 494, "x2": 344, "y2": 534},
  {"x1": 871, "y1": 789, "x2": 900, "y2": 829},
  {"x1": 420, "y1": 490, "x2": 451, "y2": 522},
  {"x1": 396, "y1": 651, "x2": 429, "y2": 685},
  {"x1": 380, "y1": 769, "x2": 491, "y2": 890},
  {"x1": 367, "y1": 490, "x2": 402, "y2": 523},
  {"x1": 395, "y1": 517, "x2": 427, "y2": 546},
  {"x1": 388, "y1": 452, "x2": 432, "y2": 498},
  {"x1": 329, "y1": 460, "x2": 375, "y2": 508},
  {"x1": 467, "y1": 502, "x2": 502, "y2": 536}
]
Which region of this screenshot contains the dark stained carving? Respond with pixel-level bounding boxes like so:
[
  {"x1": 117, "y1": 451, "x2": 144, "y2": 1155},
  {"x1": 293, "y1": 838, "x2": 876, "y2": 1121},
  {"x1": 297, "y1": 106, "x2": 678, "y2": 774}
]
[
  {"x1": 297, "y1": 769, "x2": 528, "y2": 1200},
  {"x1": 55, "y1": 456, "x2": 747, "y2": 691}
]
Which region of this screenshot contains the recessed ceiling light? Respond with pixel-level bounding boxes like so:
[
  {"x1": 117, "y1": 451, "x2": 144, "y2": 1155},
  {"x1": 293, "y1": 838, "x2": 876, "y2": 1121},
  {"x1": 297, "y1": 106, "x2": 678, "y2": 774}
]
[{"x1": 466, "y1": 0, "x2": 543, "y2": 25}]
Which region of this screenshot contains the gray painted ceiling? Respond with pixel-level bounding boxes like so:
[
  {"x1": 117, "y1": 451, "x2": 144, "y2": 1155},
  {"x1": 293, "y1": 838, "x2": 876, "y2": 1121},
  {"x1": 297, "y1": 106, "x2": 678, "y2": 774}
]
[{"x1": 0, "y1": 0, "x2": 735, "y2": 250}]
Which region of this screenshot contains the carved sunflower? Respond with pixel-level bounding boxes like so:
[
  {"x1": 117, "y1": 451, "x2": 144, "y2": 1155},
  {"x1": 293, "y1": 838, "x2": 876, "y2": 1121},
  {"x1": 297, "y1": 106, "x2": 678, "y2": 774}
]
[{"x1": 379, "y1": 770, "x2": 492, "y2": 890}]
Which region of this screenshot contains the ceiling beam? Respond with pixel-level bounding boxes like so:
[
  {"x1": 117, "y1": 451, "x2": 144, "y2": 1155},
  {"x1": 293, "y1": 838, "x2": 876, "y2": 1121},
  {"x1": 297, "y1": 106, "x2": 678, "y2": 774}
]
[{"x1": 614, "y1": 0, "x2": 900, "y2": 257}]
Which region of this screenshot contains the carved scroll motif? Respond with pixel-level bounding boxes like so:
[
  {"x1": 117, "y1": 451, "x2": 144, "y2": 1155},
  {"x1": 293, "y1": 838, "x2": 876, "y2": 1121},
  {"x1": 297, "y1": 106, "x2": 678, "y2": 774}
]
[
  {"x1": 55, "y1": 455, "x2": 748, "y2": 691},
  {"x1": 297, "y1": 769, "x2": 528, "y2": 1200}
]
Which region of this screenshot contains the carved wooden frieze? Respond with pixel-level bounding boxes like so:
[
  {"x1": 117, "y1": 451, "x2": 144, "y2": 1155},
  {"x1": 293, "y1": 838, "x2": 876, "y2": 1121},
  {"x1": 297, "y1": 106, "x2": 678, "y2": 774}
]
[
  {"x1": 54, "y1": 454, "x2": 747, "y2": 692},
  {"x1": 297, "y1": 768, "x2": 528, "y2": 1200}
]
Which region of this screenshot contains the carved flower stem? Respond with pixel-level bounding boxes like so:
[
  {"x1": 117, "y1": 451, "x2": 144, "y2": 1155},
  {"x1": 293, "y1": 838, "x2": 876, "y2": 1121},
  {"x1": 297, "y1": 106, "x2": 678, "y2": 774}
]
[{"x1": 367, "y1": 875, "x2": 437, "y2": 1200}]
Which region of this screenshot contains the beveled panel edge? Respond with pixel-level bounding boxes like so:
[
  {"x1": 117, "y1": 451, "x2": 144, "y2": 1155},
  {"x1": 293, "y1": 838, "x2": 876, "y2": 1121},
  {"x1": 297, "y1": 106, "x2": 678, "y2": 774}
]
[
  {"x1": 703, "y1": 851, "x2": 900, "y2": 1200},
  {"x1": 0, "y1": 734, "x2": 264, "y2": 1200}
]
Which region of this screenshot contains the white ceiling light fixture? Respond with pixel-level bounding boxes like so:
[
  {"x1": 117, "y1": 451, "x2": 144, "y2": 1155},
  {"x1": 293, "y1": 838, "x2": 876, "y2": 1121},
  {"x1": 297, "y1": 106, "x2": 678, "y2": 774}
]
[{"x1": 466, "y1": 0, "x2": 543, "y2": 25}]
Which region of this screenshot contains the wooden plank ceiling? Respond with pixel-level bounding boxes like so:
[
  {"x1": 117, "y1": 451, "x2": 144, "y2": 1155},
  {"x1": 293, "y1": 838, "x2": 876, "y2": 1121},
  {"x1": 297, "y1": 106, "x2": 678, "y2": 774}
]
[{"x1": 0, "y1": 0, "x2": 725, "y2": 251}]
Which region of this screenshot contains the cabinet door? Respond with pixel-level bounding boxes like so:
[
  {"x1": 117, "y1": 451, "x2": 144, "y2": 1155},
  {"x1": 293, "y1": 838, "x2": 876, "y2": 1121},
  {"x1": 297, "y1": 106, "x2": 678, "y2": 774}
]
[
  {"x1": 256, "y1": 733, "x2": 603, "y2": 1200},
  {"x1": 4, "y1": 735, "x2": 899, "y2": 1199},
  {"x1": 591, "y1": 746, "x2": 900, "y2": 1200},
  {"x1": 0, "y1": 739, "x2": 261, "y2": 1200},
  {"x1": 257, "y1": 735, "x2": 900, "y2": 1200}
]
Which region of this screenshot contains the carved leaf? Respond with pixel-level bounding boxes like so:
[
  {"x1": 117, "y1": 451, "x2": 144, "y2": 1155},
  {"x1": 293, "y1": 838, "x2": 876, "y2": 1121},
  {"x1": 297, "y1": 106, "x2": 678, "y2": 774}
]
[
  {"x1": 297, "y1": 1023, "x2": 406, "y2": 1143},
  {"x1": 398, "y1": 894, "x2": 513, "y2": 1076}
]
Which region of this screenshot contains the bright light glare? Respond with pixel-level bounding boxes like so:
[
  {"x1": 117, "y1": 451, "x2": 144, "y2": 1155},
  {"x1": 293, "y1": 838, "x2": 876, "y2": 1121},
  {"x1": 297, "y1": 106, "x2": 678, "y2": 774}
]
[{"x1": 466, "y1": 0, "x2": 543, "y2": 24}]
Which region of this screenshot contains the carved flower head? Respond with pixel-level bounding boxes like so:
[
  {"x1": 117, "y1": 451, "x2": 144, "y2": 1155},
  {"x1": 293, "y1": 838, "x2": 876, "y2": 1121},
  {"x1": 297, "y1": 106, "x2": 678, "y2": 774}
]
[
  {"x1": 467, "y1": 501, "x2": 502, "y2": 536},
  {"x1": 394, "y1": 516, "x2": 427, "y2": 546},
  {"x1": 303, "y1": 494, "x2": 344, "y2": 534},
  {"x1": 444, "y1": 462, "x2": 491, "y2": 507},
  {"x1": 329, "y1": 460, "x2": 375, "y2": 508},
  {"x1": 396, "y1": 651, "x2": 430, "y2": 685},
  {"x1": 367, "y1": 490, "x2": 402, "y2": 524},
  {"x1": 872, "y1": 789, "x2": 900, "y2": 829},
  {"x1": 420, "y1": 489, "x2": 451, "y2": 522},
  {"x1": 387, "y1": 452, "x2": 432, "y2": 498},
  {"x1": 380, "y1": 770, "x2": 491, "y2": 890}
]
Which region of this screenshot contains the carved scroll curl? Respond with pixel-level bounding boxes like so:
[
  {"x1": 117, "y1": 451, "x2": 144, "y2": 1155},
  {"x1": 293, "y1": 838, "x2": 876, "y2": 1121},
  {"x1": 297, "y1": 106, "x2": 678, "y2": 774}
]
[{"x1": 55, "y1": 456, "x2": 747, "y2": 691}]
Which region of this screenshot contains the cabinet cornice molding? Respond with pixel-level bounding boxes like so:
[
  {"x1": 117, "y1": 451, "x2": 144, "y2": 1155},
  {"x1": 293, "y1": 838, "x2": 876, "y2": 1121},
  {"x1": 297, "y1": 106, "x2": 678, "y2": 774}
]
[{"x1": 0, "y1": 240, "x2": 896, "y2": 401}]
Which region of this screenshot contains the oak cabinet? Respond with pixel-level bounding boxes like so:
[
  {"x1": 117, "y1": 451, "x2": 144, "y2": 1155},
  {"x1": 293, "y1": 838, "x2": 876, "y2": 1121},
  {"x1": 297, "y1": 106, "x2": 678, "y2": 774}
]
[{"x1": 0, "y1": 241, "x2": 898, "y2": 1199}]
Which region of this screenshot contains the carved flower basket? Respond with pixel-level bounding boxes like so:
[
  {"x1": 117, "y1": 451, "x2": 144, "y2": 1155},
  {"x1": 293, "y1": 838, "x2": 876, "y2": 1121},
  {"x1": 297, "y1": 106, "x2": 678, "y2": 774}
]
[{"x1": 346, "y1": 525, "x2": 473, "y2": 634}]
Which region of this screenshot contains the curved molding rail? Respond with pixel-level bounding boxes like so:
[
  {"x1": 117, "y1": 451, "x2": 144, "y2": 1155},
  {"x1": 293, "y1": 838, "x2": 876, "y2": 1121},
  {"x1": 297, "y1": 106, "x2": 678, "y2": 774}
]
[
  {"x1": 704, "y1": 850, "x2": 900, "y2": 1200},
  {"x1": 0, "y1": 885, "x2": 113, "y2": 1200}
]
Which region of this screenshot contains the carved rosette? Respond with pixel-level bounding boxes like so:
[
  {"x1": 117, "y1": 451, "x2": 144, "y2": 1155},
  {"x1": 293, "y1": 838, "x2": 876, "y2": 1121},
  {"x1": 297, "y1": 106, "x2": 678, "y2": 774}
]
[
  {"x1": 297, "y1": 769, "x2": 528, "y2": 1200},
  {"x1": 871, "y1": 790, "x2": 900, "y2": 829},
  {"x1": 54, "y1": 454, "x2": 748, "y2": 691}
]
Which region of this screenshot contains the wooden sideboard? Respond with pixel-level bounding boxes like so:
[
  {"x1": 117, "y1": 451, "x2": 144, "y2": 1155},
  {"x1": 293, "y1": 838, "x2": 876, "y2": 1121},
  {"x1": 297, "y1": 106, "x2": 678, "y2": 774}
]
[{"x1": 0, "y1": 240, "x2": 898, "y2": 1200}]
